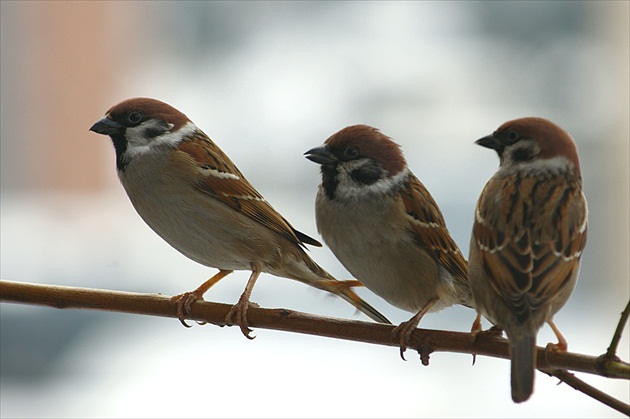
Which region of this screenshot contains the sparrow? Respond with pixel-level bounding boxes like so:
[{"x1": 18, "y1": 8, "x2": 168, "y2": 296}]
[
  {"x1": 305, "y1": 125, "x2": 472, "y2": 357},
  {"x1": 89, "y1": 98, "x2": 390, "y2": 338},
  {"x1": 469, "y1": 117, "x2": 588, "y2": 402}
]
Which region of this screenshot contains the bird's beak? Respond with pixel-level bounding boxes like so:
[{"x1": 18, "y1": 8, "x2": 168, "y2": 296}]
[
  {"x1": 475, "y1": 134, "x2": 501, "y2": 151},
  {"x1": 90, "y1": 117, "x2": 123, "y2": 136},
  {"x1": 304, "y1": 145, "x2": 336, "y2": 165}
]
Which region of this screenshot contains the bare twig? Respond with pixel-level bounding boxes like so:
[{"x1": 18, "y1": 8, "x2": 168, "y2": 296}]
[
  {"x1": 543, "y1": 369, "x2": 630, "y2": 416},
  {"x1": 606, "y1": 300, "x2": 630, "y2": 359},
  {"x1": 1, "y1": 279, "x2": 629, "y2": 415}
]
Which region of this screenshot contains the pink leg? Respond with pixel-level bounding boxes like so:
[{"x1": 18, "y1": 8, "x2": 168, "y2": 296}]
[
  {"x1": 392, "y1": 297, "x2": 437, "y2": 360},
  {"x1": 226, "y1": 263, "x2": 262, "y2": 339},
  {"x1": 546, "y1": 319, "x2": 568, "y2": 351}
]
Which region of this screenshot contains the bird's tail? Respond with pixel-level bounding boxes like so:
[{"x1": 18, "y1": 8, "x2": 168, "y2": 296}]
[
  {"x1": 509, "y1": 331, "x2": 537, "y2": 403},
  {"x1": 318, "y1": 279, "x2": 392, "y2": 325},
  {"x1": 290, "y1": 255, "x2": 391, "y2": 324}
]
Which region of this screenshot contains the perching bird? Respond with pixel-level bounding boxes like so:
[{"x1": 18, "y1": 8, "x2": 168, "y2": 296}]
[
  {"x1": 469, "y1": 117, "x2": 588, "y2": 402},
  {"x1": 90, "y1": 98, "x2": 390, "y2": 338},
  {"x1": 305, "y1": 124, "x2": 472, "y2": 356}
]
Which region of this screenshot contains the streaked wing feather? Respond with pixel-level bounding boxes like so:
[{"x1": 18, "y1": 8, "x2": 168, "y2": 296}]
[
  {"x1": 176, "y1": 134, "x2": 322, "y2": 248},
  {"x1": 401, "y1": 175, "x2": 469, "y2": 285},
  {"x1": 474, "y1": 175, "x2": 587, "y2": 321}
]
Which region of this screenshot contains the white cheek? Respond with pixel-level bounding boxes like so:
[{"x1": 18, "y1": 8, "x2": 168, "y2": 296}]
[
  {"x1": 124, "y1": 125, "x2": 151, "y2": 147},
  {"x1": 524, "y1": 155, "x2": 572, "y2": 172},
  {"x1": 125, "y1": 121, "x2": 197, "y2": 157},
  {"x1": 501, "y1": 155, "x2": 573, "y2": 176},
  {"x1": 334, "y1": 166, "x2": 409, "y2": 200}
]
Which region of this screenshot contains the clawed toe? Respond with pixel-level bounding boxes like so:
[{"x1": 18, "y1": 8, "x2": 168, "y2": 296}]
[
  {"x1": 171, "y1": 291, "x2": 205, "y2": 327},
  {"x1": 226, "y1": 300, "x2": 257, "y2": 340},
  {"x1": 545, "y1": 341, "x2": 567, "y2": 353},
  {"x1": 469, "y1": 313, "x2": 503, "y2": 343},
  {"x1": 391, "y1": 300, "x2": 435, "y2": 361},
  {"x1": 171, "y1": 270, "x2": 233, "y2": 328},
  {"x1": 546, "y1": 320, "x2": 568, "y2": 352},
  {"x1": 392, "y1": 321, "x2": 415, "y2": 360},
  {"x1": 469, "y1": 313, "x2": 483, "y2": 342},
  {"x1": 487, "y1": 325, "x2": 503, "y2": 335}
]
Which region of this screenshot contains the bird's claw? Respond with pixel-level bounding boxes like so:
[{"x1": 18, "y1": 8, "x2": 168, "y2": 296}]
[
  {"x1": 392, "y1": 320, "x2": 416, "y2": 361},
  {"x1": 171, "y1": 291, "x2": 207, "y2": 327},
  {"x1": 171, "y1": 291, "x2": 199, "y2": 327},
  {"x1": 226, "y1": 300, "x2": 260, "y2": 340}
]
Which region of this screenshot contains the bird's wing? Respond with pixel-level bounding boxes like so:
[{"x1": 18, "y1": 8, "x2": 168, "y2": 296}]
[{"x1": 175, "y1": 131, "x2": 322, "y2": 248}]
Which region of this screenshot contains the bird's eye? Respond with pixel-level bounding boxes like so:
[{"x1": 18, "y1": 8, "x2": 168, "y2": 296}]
[
  {"x1": 344, "y1": 146, "x2": 359, "y2": 158},
  {"x1": 506, "y1": 130, "x2": 520, "y2": 144},
  {"x1": 128, "y1": 112, "x2": 142, "y2": 124}
]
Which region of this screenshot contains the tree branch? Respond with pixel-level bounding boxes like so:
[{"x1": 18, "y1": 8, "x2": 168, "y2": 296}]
[
  {"x1": 543, "y1": 369, "x2": 629, "y2": 415},
  {"x1": 607, "y1": 300, "x2": 630, "y2": 359},
  {"x1": 1, "y1": 279, "x2": 629, "y2": 415}
]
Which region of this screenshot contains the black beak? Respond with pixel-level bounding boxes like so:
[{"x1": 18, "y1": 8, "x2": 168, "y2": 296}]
[
  {"x1": 90, "y1": 118, "x2": 124, "y2": 136},
  {"x1": 475, "y1": 134, "x2": 502, "y2": 151},
  {"x1": 304, "y1": 146, "x2": 337, "y2": 165}
]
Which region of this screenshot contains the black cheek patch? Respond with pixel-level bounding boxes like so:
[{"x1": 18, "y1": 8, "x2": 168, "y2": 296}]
[
  {"x1": 144, "y1": 120, "x2": 172, "y2": 138},
  {"x1": 145, "y1": 128, "x2": 164, "y2": 138},
  {"x1": 144, "y1": 126, "x2": 170, "y2": 138},
  {"x1": 350, "y1": 164, "x2": 384, "y2": 185},
  {"x1": 512, "y1": 147, "x2": 535, "y2": 163}
]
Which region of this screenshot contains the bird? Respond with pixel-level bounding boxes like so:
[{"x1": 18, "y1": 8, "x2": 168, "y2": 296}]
[
  {"x1": 305, "y1": 124, "x2": 472, "y2": 357},
  {"x1": 468, "y1": 117, "x2": 588, "y2": 402},
  {"x1": 89, "y1": 98, "x2": 390, "y2": 338}
]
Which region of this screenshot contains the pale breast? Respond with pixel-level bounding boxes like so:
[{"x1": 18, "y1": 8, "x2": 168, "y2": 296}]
[
  {"x1": 118, "y1": 152, "x2": 277, "y2": 271},
  {"x1": 315, "y1": 189, "x2": 453, "y2": 313}
]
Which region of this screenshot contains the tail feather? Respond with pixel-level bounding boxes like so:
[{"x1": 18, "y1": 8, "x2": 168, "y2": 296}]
[
  {"x1": 510, "y1": 332, "x2": 537, "y2": 403},
  {"x1": 335, "y1": 286, "x2": 392, "y2": 325},
  {"x1": 297, "y1": 254, "x2": 391, "y2": 324}
]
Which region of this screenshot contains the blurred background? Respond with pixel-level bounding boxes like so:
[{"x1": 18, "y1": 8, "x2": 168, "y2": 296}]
[{"x1": 1, "y1": 1, "x2": 628, "y2": 417}]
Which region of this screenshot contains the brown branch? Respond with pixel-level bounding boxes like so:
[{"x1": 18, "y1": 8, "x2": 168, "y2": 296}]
[
  {"x1": 0, "y1": 279, "x2": 627, "y2": 377},
  {"x1": 606, "y1": 300, "x2": 630, "y2": 359},
  {"x1": 543, "y1": 369, "x2": 630, "y2": 415},
  {"x1": 1, "y1": 279, "x2": 629, "y2": 415}
]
